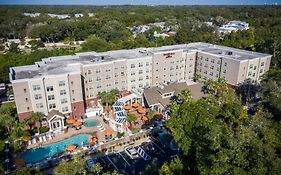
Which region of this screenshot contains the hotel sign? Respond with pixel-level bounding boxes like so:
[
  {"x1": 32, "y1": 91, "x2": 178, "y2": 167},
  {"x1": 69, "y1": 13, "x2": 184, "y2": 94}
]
[{"x1": 163, "y1": 52, "x2": 175, "y2": 59}]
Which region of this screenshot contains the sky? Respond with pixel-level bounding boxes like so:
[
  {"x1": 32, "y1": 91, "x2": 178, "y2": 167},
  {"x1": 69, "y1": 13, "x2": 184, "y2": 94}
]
[{"x1": 0, "y1": 0, "x2": 280, "y2": 5}]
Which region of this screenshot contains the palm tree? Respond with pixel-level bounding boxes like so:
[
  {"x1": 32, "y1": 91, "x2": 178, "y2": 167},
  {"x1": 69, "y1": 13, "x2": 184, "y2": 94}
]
[
  {"x1": 98, "y1": 89, "x2": 119, "y2": 114},
  {"x1": 126, "y1": 114, "x2": 137, "y2": 126},
  {"x1": 23, "y1": 112, "x2": 43, "y2": 134}
]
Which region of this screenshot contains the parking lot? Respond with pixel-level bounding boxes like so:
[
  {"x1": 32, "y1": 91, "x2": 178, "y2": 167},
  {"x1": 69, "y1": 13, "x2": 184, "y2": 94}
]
[{"x1": 94, "y1": 137, "x2": 181, "y2": 174}]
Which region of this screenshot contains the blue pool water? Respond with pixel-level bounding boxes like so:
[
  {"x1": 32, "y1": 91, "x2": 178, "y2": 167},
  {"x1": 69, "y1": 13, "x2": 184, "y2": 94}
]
[
  {"x1": 22, "y1": 134, "x2": 90, "y2": 163},
  {"x1": 84, "y1": 120, "x2": 99, "y2": 127}
]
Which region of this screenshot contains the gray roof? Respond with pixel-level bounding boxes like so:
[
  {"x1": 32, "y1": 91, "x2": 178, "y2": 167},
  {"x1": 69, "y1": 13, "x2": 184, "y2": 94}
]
[
  {"x1": 45, "y1": 110, "x2": 64, "y2": 121},
  {"x1": 143, "y1": 82, "x2": 207, "y2": 108},
  {"x1": 10, "y1": 42, "x2": 271, "y2": 80}
]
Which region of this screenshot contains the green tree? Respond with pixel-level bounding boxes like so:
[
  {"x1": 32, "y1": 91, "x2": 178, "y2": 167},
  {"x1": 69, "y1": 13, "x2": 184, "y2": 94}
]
[
  {"x1": 177, "y1": 89, "x2": 192, "y2": 104},
  {"x1": 166, "y1": 80, "x2": 281, "y2": 174},
  {"x1": 8, "y1": 42, "x2": 20, "y2": 53},
  {"x1": 126, "y1": 114, "x2": 137, "y2": 125},
  {"x1": 23, "y1": 112, "x2": 43, "y2": 134},
  {"x1": 12, "y1": 167, "x2": 41, "y2": 175},
  {"x1": 81, "y1": 35, "x2": 110, "y2": 52},
  {"x1": 54, "y1": 154, "x2": 86, "y2": 175},
  {"x1": 90, "y1": 162, "x2": 103, "y2": 174}
]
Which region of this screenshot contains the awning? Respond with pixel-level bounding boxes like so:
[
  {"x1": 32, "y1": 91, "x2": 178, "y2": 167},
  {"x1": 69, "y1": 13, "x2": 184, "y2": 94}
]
[
  {"x1": 132, "y1": 103, "x2": 141, "y2": 108},
  {"x1": 104, "y1": 130, "x2": 113, "y2": 135},
  {"x1": 66, "y1": 145, "x2": 77, "y2": 151},
  {"x1": 67, "y1": 118, "x2": 76, "y2": 124}
]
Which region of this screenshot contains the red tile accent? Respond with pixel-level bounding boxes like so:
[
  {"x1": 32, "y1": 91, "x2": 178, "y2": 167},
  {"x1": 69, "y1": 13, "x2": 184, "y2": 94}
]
[
  {"x1": 18, "y1": 111, "x2": 33, "y2": 122},
  {"x1": 71, "y1": 101, "x2": 85, "y2": 119}
]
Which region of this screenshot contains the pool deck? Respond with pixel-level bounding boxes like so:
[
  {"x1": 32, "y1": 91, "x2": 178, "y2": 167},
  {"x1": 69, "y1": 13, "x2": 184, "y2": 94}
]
[{"x1": 27, "y1": 116, "x2": 116, "y2": 149}]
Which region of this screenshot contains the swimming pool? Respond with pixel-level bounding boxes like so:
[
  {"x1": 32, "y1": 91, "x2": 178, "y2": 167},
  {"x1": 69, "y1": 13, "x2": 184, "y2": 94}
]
[
  {"x1": 22, "y1": 134, "x2": 90, "y2": 163},
  {"x1": 84, "y1": 120, "x2": 99, "y2": 127}
]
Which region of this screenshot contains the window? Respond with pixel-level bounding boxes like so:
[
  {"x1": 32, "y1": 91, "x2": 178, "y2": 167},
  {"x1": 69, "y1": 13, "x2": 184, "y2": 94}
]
[
  {"x1": 146, "y1": 76, "x2": 149, "y2": 80},
  {"x1": 36, "y1": 103, "x2": 43, "y2": 109},
  {"x1": 139, "y1": 84, "x2": 143, "y2": 88},
  {"x1": 115, "y1": 81, "x2": 118, "y2": 85},
  {"x1": 248, "y1": 71, "x2": 252, "y2": 76},
  {"x1": 139, "y1": 70, "x2": 143, "y2": 74},
  {"x1": 146, "y1": 62, "x2": 149, "y2": 66},
  {"x1": 131, "y1": 79, "x2": 135, "y2": 83},
  {"x1": 35, "y1": 94, "x2": 42, "y2": 100},
  {"x1": 62, "y1": 107, "x2": 69, "y2": 112},
  {"x1": 131, "y1": 64, "x2": 135, "y2": 68},
  {"x1": 59, "y1": 81, "x2": 65, "y2": 87},
  {"x1": 211, "y1": 59, "x2": 215, "y2": 63},
  {"x1": 204, "y1": 64, "x2": 208, "y2": 68},
  {"x1": 170, "y1": 67, "x2": 174, "y2": 70},
  {"x1": 46, "y1": 86, "x2": 53, "y2": 92},
  {"x1": 61, "y1": 98, "x2": 67, "y2": 104},
  {"x1": 205, "y1": 58, "x2": 209, "y2": 61},
  {"x1": 249, "y1": 64, "x2": 253, "y2": 69},
  {"x1": 24, "y1": 88, "x2": 26, "y2": 92},
  {"x1": 121, "y1": 72, "x2": 125, "y2": 76},
  {"x1": 253, "y1": 66, "x2": 257, "y2": 70},
  {"x1": 260, "y1": 69, "x2": 263, "y2": 73},
  {"x1": 105, "y1": 69, "x2": 111, "y2": 72},
  {"x1": 253, "y1": 73, "x2": 256, "y2": 77},
  {"x1": 139, "y1": 77, "x2": 143, "y2": 81},
  {"x1": 210, "y1": 65, "x2": 214, "y2": 70},
  {"x1": 106, "y1": 84, "x2": 111, "y2": 87},
  {"x1": 96, "y1": 69, "x2": 101, "y2": 73},
  {"x1": 261, "y1": 62, "x2": 265, "y2": 66},
  {"x1": 210, "y1": 72, "x2": 213, "y2": 76},
  {"x1": 88, "y1": 69, "x2": 92, "y2": 74},
  {"x1": 115, "y1": 74, "x2": 118, "y2": 78},
  {"x1": 146, "y1": 69, "x2": 149, "y2": 73},
  {"x1": 97, "y1": 84, "x2": 102, "y2": 89},
  {"x1": 189, "y1": 64, "x2": 193, "y2": 67},
  {"x1": 139, "y1": 63, "x2": 143, "y2": 67},
  {"x1": 224, "y1": 62, "x2": 227, "y2": 66},
  {"x1": 217, "y1": 60, "x2": 220, "y2": 64},
  {"x1": 48, "y1": 95, "x2": 55, "y2": 100},
  {"x1": 96, "y1": 77, "x2": 101, "y2": 81},
  {"x1": 223, "y1": 70, "x2": 226, "y2": 73},
  {"x1": 131, "y1": 72, "x2": 135, "y2": 76},
  {"x1": 217, "y1": 67, "x2": 220, "y2": 71},
  {"x1": 60, "y1": 90, "x2": 66, "y2": 95},
  {"x1": 49, "y1": 103, "x2": 56, "y2": 109},
  {"x1": 176, "y1": 65, "x2": 179, "y2": 69},
  {"x1": 204, "y1": 71, "x2": 207, "y2": 74},
  {"x1": 88, "y1": 78, "x2": 93, "y2": 83},
  {"x1": 33, "y1": 85, "x2": 40, "y2": 91},
  {"x1": 106, "y1": 75, "x2": 111, "y2": 80},
  {"x1": 25, "y1": 98, "x2": 28, "y2": 102}
]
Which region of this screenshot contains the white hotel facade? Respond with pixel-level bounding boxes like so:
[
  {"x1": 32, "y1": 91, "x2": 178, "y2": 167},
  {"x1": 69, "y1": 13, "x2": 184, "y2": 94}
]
[{"x1": 9, "y1": 42, "x2": 271, "y2": 122}]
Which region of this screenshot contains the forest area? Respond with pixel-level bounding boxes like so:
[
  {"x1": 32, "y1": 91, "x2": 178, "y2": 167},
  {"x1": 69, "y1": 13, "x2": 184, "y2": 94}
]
[{"x1": 0, "y1": 5, "x2": 281, "y2": 175}]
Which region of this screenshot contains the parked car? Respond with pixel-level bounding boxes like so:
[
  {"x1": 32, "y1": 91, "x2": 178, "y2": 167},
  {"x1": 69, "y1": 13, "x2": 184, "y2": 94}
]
[
  {"x1": 86, "y1": 158, "x2": 95, "y2": 170},
  {"x1": 8, "y1": 95, "x2": 14, "y2": 101},
  {"x1": 124, "y1": 146, "x2": 139, "y2": 159}
]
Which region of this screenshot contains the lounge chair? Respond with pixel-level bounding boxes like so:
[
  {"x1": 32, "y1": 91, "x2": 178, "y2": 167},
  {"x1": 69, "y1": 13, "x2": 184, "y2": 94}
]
[
  {"x1": 100, "y1": 126, "x2": 105, "y2": 132},
  {"x1": 39, "y1": 137, "x2": 43, "y2": 143},
  {"x1": 32, "y1": 138, "x2": 37, "y2": 144},
  {"x1": 48, "y1": 134, "x2": 52, "y2": 140},
  {"x1": 43, "y1": 136, "x2": 47, "y2": 142},
  {"x1": 97, "y1": 124, "x2": 103, "y2": 128}
]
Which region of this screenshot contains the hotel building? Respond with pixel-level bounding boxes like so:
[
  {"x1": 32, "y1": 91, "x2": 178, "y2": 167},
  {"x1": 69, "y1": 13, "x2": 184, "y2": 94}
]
[{"x1": 9, "y1": 42, "x2": 271, "y2": 121}]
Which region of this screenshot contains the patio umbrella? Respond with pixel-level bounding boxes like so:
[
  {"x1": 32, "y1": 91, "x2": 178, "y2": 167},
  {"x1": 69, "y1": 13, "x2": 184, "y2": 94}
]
[
  {"x1": 14, "y1": 159, "x2": 26, "y2": 166},
  {"x1": 142, "y1": 116, "x2": 149, "y2": 121},
  {"x1": 104, "y1": 129, "x2": 113, "y2": 136},
  {"x1": 129, "y1": 111, "x2": 138, "y2": 115},
  {"x1": 20, "y1": 136, "x2": 30, "y2": 142},
  {"x1": 137, "y1": 108, "x2": 146, "y2": 114},
  {"x1": 137, "y1": 117, "x2": 142, "y2": 122},
  {"x1": 124, "y1": 105, "x2": 132, "y2": 110},
  {"x1": 132, "y1": 103, "x2": 140, "y2": 108},
  {"x1": 89, "y1": 137, "x2": 97, "y2": 144},
  {"x1": 73, "y1": 121, "x2": 82, "y2": 127},
  {"x1": 66, "y1": 145, "x2": 77, "y2": 151},
  {"x1": 67, "y1": 118, "x2": 76, "y2": 124}
]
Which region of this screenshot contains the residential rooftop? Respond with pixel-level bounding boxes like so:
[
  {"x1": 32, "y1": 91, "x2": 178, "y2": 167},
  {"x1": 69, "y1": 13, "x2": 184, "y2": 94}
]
[{"x1": 10, "y1": 42, "x2": 271, "y2": 81}]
